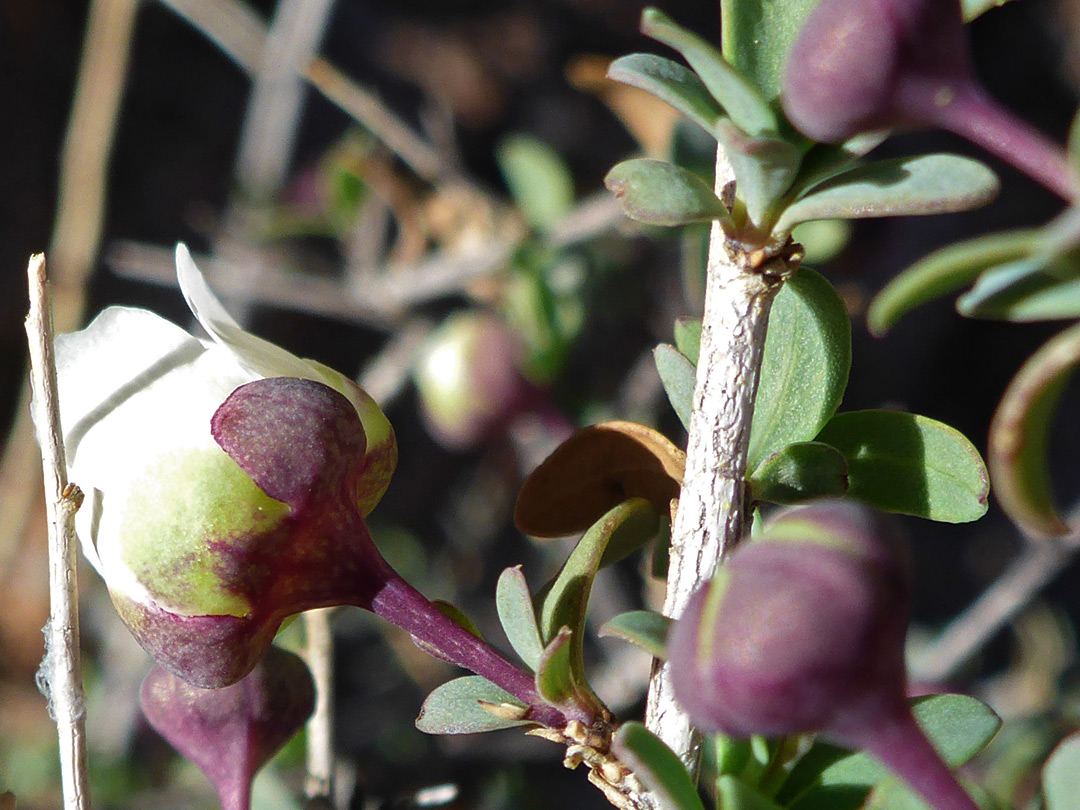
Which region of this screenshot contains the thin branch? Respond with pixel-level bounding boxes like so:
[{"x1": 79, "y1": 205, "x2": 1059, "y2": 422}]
[
  {"x1": 158, "y1": 0, "x2": 444, "y2": 180},
  {"x1": 302, "y1": 609, "x2": 336, "y2": 801},
  {"x1": 910, "y1": 520, "x2": 1080, "y2": 685},
  {"x1": 644, "y1": 153, "x2": 791, "y2": 772},
  {"x1": 234, "y1": 0, "x2": 338, "y2": 200},
  {"x1": 25, "y1": 254, "x2": 91, "y2": 810}
]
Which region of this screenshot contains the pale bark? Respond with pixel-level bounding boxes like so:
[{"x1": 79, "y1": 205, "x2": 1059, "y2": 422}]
[{"x1": 644, "y1": 152, "x2": 789, "y2": 773}]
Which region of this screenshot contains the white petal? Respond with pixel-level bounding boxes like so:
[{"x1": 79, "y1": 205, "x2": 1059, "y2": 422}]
[
  {"x1": 176, "y1": 243, "x2": 318, "y2": 380},
  {"x1": 56, "y1": 306, "x2": 254, "y2": 576}
]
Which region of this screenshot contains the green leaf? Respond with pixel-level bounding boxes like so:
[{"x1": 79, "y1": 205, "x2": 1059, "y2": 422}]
[
  {"x1": 1043, "y1": 733, "x2": 1080, "y2": 810},
  {"x1": 749, "y1": 441, "x2": 849, "y2": 505},
  {"x1": 537, "y1": 498, "x2": 659, "y2": 704},
  {"x1": 654, "y1": 342, "x2": 696, "y2": 431},
  {"x1": 641, "y1": 7, "x2": 777, "y2": 137},
  {"x1": 787, "y1": 134, "x2": 888, "y2": 201},
  {"x1": 774, "y1": 154, "x2": 1000, "y2": 236},
  {"x1": 416, "y1": 676, "x2": 531, "y2": 735},
  {"x1": 535, "y1": 627, "x2": 580, "y2": 709},
  {"x1": 716, "y1": 776, "x2": 784, "y2": 810},
  {"x1": 539, "y1": 498, "x2": 660, "y2": 642},
  {"x1": 957, "y1": 259, "x2": 1080, "y2": 321},
  {"x1": 721, "y1": 0, "x2": 822, "y2": 102},
  {"x1": 496, "y1": 134, "x2": 574, "y2": 232},
  {"x1": 674, "y1": 317, "x2": 702, "y2": 365},
  {"x1": 748, "y1": 267, "x2": 851, "y2": 471},
  {"x1": 613, "y1": 722, "x2": 706, "y2": 810},
  {"x1": 867, "y1": 229, "x2": 1041, "y2": 336},
  {"x1": 495, "y1": 566, "x2": 545, "y2": 670},
  {"x1": 987, "y1": 321, "x2": 1080, "y2": 537},
  {"x1": 778, "y1": 694, "x2": 1000, "y2": 809},
  {"x1": 598, "y1": 610, "x2": 670, "y2": 659},
  {"x1": 607, "y1": 53, "x2": 724, "y2": 135},
  {"x1": 605, "y1": 158, "x2": 733, "y2": 228},
  {"x1": 715, "y1": 118, "x2": 803, "y2": 226},
  {"x1": 816, "y1": 410, "x2": 989, "y2": 523}
]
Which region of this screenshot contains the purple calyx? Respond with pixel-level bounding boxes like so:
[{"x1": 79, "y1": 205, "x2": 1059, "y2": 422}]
[
  {"x1": 668, "y1": 501, "x2": 980, "y2": 810},
  {"x1": 136, "y1": 377, "x2": 565, "y2": 729},
  {"x1": 140, "y1": 646, "x2": 316, "y2": 810},
  {"x1": 783, "y1": 0, "x2": 1074, "y2": 199}
]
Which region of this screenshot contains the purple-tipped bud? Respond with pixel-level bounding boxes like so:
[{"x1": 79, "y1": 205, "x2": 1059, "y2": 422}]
[
  {"x1": 668, "y1": 503, "x2": 909, "y2": 737},
  {"x1": 116, "y1": 377, "x2": 397, "y2": 688},
  {"x1": 669, "y1": 501, "x2": 981, "y2": 810},
  {"x1": 140, "y1": 646, "x2": 316, "y2": 810},
  {"x1": 783, "y1": 0, "x2": 971, "y2": 143},
  {"x1": 783, "y1": 0, "x2": 1074, "y2": 199},
  {"x1": 414, "y1": 313, "x2": 531, "y2": 451}
]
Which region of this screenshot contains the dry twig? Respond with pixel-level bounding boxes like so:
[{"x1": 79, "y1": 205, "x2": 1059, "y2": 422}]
[{"x1": 25, "y1": 254, "x2": 91, "y2": 810}]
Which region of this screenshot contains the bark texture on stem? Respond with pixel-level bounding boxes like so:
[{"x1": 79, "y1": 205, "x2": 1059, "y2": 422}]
[
  {"x1": 26, "y1": 254, "x2": 92, "y2": 810},
  {"x1": 303, "y1": 608, "x2": 336, "y2": 800},
  {"x1": 645, "y1": 154, "x2": 787, "y2": 773}
]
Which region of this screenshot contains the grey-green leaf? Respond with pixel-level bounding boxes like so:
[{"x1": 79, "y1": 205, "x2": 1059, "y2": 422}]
[
  {"x1": 674, "y1": 317, "x2": 702, "y2": 365},
  {"x1": 496, "y1": 134, "x2": 575, "y2": 232},
  {"x1": 987, "y1": 321, "x2": 1080, "y2": 538},
  {"x1": 775, "y1": 154, "x2": 1000, "y2": 236},
  {"x1": 655, "y1": 342, "x2": 696, "y2": 431},
  {"x1": 748, "y1": 267, "x2": 852, "y2": 471},
  {"x1": 721, "y1": 0, "x2": 823, "y2": 102},
  {"x1": 495, "y1": 566, "x2": 545, "y2": 670},
  {"x1": 867, "y1": 228, "x2": 1041, "y2": 336},
  {"x1": 598, "y1": 610, "x2": 670, "y2": 659},
  {"x1": 416, "y1": 676, "x2": 531, "y2": 735},
  {"x1": 749, "y1": 441, "x2": 849, "y2": 505},
  {"x1": 1043, "y1": 733, "x2": 1080, "y2": 810},
  {"x1": 956, "y1": 259, "x2": 1080, "y2": 321},
  {"x1": 605, "y1": 158, "x2": 733, "y2": 228},
  {"x1": 715, "y1": 118, "x2": 802, "y2": 226},
  {"x1": 962, "y1": 0, "x2": 1016, "y2": 21},
  {"x1": 640, "y1": 7, "x2": 777, "y2": 137},
  {"x1": 613, "y1": 722, "x2": 706, "y2": 810},
  {"x1": 816, "y1": 410, "x2": 989, "y2": 523},
  {"x1": 607, "y1": 53, "x2": 724, "y2": 136}
]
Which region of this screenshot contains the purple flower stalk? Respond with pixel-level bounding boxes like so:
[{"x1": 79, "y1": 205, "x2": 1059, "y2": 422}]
[
  {"x1": 783, "y1": 0, "x2": 1075, "y2": 200},
  {"x1": 668, "y1": 501, "x2": 981, "y2": 810}
]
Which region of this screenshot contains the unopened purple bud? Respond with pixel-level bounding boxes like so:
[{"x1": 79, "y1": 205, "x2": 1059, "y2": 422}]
[
  {"x1": 783, "y1": 0, "x2": 971, "y2": 143},
  {"x1": 140, "y1": 646, "x2": 316, "y2": 810}
]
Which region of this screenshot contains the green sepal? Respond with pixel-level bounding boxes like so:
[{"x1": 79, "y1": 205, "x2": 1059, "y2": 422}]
[
  {"x1": 749, "y1": 441, "x2": 849, "y2": 505},
  {"x1": 598, "y1": 610, "x2": 670, "y2": 659},
  {"x1": 415, "y1": 676, "x2": 532, "y2": 735},
  {"x1": 605, "y1": 158, "x2": 733, "y2": 228},
  {"x1": 816, "y1": 410, "x2": 989, "y2": 523}
]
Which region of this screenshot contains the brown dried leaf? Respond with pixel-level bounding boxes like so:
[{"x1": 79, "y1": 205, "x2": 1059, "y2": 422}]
[{"x1": 514, "y1": 421, "x2": 685, "y2": 537}]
